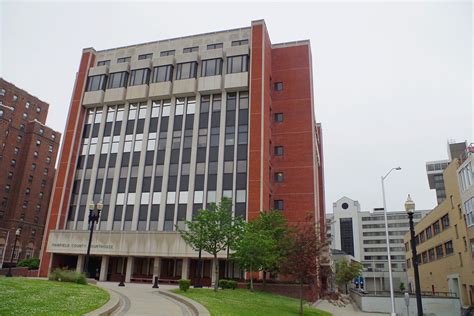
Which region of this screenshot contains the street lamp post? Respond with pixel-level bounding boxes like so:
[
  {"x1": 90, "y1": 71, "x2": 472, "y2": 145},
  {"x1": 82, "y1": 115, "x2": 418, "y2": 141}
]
[
  {"x1": 381, "y1": 166, "x2": 401, "y2": 316},
  {"x1": 405, "y1": 195, "x2": 423, "y2": 316},
  {"x1": 83, "y1": 201, "x2": 103, "y2": 278},
  {"x1": 6, "y1": 227, "x2": 21, "y2": 277}
]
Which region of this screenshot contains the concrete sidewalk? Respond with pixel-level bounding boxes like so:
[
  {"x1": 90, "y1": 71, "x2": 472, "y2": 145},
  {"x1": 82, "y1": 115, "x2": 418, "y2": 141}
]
[
  {"x1": 99, "y1": 282, "x2": 193, "y2": 315},
  {"x1": 313, "y1": 300, "x2": 388, "y2": 316}
]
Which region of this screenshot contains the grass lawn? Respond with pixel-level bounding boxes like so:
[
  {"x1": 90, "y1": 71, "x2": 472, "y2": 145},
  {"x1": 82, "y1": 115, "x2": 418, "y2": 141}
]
[
  {"x1": 172, "y1": 288, "x2": 332, "y2": 316},
  {"x1": 0, "y1": 277, "x2": 109, "y2": 316}
]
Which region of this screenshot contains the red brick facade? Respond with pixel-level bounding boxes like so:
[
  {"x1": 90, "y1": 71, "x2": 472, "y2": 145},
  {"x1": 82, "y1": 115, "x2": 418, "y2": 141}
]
[
  {"x1": 248, "y1": 21, "x2": 325, "y2": 228},
  {"x1": 38, "y1": 50, "x2": 95, "y2": 276},
  {"x1": 0, "y1": 78, "x2": 61, "y2": 266}
]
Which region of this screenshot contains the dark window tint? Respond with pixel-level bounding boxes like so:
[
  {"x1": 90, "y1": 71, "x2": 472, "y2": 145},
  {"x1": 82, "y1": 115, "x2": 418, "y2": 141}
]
[
  {"x1": 207, "y1": 43, "x2": 223, "y2": 50},
  {"x1": 274, "y1": 146, "x2": 284, "y2": 156},
  {"x1": 201, "y1": 59, "x2": 223, "y2": 76},
  {"x1": 231, "y1": 39, "x2": 248, "y2": 46},
  {"x1": 183, "y1": 46, "x2": 199, "y2": 53},
  {"x1": 160, "y1": 50, "x2": 175, "y2": 56},
  {"x1": 152, "y1": 65, "x2": 173, "y2": 83},
  {"x1": 274, "y1": 82, "x2": 283, "y2": 91},
  {"x1": 107, "y1": 72, "x2": 129, "y2": 89},
  {"x1": 274, "y1": 200, "x2": 284, "y2": 210},
  {"x1": 117, "y1": 57, "x2": 131, "y2": 63},
  {"x1": 129, "y1": 68, "x2": 150, "y2": 86},
  {"x1": 227, "y1": 55, "x2": 249, "y2": 73},
  {"x1": 138, "y1": 53, "x2": 153, "y2": 60},
  {"x1": 275, "y1": 113, "x2": 284, "y2": 122},
  {"x1": 275, "y1": 172, "x2": 284, "y2": 182},
  {"x1": 176, "y1": 62, "x2": 198, "y2": 80},
  {"x1": 97, "y1": 60, "x2": 110, "y2": 66},
  {"x1": 86, "y1": 75, "x2": 107, "y2": 91}
]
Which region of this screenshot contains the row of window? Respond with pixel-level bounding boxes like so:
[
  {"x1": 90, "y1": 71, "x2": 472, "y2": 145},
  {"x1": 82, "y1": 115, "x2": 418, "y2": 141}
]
[
  {"x1": 96, "y1": 40, "x2": 249, "y2": 66},
  {"x1": 0, "y1": 91, "x2": 43, "y2": 113},
  {"x1": 406, "y1": 240, "x2": 454, "y2": 269},
  {"x1": 458, "y1": 161, "x2": 472, "y2": 193},
  {"x1": 86, "y1": 55, "x2": 249, "y2": 92},
  {"x1": 412, "y1": 214, "x2": 450, "y2": 247}
]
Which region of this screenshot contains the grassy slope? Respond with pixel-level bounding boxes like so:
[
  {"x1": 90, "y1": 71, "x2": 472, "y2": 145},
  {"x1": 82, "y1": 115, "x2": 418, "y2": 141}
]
[
  {"x1": 0, "y1": 277, "x2": 109, "y2": 316},
  {"x1": 173, "y1": 288, "x2": 332, "y2": 316}
]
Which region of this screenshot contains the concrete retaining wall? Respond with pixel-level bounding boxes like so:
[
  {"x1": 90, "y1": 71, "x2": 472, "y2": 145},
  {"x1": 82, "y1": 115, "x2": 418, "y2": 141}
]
[{"x1": 350, "y1": 290, "x2": 461, "y2": 316}]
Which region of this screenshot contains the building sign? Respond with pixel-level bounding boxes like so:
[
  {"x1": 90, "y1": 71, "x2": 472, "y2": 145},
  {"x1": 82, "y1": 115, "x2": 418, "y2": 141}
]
[{"x1": 51, "y1": 243, "x2": 113, "y2": 250}]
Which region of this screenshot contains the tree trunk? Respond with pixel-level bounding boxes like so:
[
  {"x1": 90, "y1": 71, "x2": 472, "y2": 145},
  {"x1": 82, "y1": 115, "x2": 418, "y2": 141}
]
[
  {"x1": 263, "y1": 270, "x2": 267, "y2": 288},
  {"x1": 225, "y1": 247, "x2": 229, "y2": 279},
  {"x1": 250, "y1": 264, "x2": 254, "y2": 291},
  {"x1": 345, "y1": 282, "x2": 348, "y2": 294},
  {"x1": 300, "y1": 280, "x2": 304, "y2": 316},
  {"x1": 213, "y1": 255, "x2": 219, "y2": 291}
]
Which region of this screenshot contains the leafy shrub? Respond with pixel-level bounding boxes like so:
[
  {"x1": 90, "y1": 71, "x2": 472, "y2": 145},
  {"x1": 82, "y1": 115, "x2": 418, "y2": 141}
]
[
  {"x1": 219, "y1": 279, "x2": 237, "y2": 289},
  {"x1": 17, "y1": 258, "x2": 40, "y2": 270},
  {"x1": 178, "y1": 279, "x2": 191, "y2": 292},
  {"x1": 48, "y1": 268, "x2": 87, "y2": 285}
]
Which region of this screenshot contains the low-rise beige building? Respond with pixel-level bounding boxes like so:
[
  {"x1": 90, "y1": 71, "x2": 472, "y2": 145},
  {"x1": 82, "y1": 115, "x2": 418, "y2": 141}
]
[{"x1": 404, "y1": 158, "x2": 474, "y2": 308}]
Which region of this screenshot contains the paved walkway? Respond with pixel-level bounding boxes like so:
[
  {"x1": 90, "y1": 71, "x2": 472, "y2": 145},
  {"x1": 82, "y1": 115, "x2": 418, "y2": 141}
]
[
  {"x1": 313, "y1": 300, "x2": 388, "y2": 316},
  {"x1": 99, "y1": 282, "x2": 192, "y2": 316}
]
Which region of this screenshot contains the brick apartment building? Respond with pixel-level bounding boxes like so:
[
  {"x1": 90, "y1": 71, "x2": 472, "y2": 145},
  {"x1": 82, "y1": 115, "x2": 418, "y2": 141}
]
[
  {"x1": 39, "y1": 20, "x2": 326, "y2": 286},
  {"x1": 0, "y1": 78, "x2": 61, "y2": 268}
]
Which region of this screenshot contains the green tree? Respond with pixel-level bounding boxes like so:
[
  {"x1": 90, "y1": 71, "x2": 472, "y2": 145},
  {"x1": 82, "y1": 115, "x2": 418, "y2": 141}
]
[
  {"x1": 232, "y1": 221, "x2": 277, "y2": 291},
  {"x1": 252, "y1": 210, "x2": 291, "y2": 283},
  {"x1": 335, "y1": 257, "x2": 363, "y2": 294},
  {"x1": 178, "y1": 197, "x2": 235, "y2": 291}
]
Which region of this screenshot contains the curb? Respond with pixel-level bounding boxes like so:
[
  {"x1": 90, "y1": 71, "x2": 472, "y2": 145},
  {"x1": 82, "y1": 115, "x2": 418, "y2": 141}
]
[
  {"x1": 84, "y1": 284, "x2": 121, "y2": 316},
  {"x1": 160, "y1": 290, "x2": 211, "y2": 316}
]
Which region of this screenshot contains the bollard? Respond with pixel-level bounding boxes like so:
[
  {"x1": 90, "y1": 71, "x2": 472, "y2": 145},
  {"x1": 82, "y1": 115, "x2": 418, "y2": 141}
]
[{"x1": 152, "y1": 276, "x2": 159, "y2": 288}]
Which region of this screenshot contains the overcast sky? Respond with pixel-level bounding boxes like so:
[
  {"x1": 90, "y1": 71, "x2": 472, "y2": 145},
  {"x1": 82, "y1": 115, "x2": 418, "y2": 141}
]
[{"x1": 1, "y1": 1, "x2": 472, "y2": 213}]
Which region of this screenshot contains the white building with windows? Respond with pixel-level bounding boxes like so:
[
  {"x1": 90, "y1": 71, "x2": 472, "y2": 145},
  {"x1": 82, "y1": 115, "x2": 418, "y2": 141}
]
[{"x1": 327, "y1": 196, "x2": 429, "y2": 292}]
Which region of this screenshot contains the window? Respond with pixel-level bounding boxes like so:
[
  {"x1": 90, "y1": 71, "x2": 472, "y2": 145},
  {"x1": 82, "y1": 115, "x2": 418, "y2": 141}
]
[
  {"x1": 97, "y1": 60, "x2": 110, "y2": 66},
  {"x1": 5, "y1": 185, "x2": 10, "y2": 192},
  {"x1": 107, "y1": 72, "x2": 129, "y2": 89},
  {"x1": 33, "y1": 151, "x2": 38, "y2": 157},
  {"x1": 207, "y1": 43, "x2": 223, "y2": 50},
  {"x1": 14, "y1": 147, "x2": 20, "y2": 155},
  {"x1": 231, "y1": 39, "x2": 248, "y2": 46},
  {"x1": 39, "y1": 128, "x2": 44, "y2": 135},
  {"x1": 11, "y1": 159, "x2": 16, "y2": 166},
  {"x1": 274, "y1": 82, "x2": 283, "y2": 91},
  {"x1": 138, "y1": 53, "x2": 153, "y2": 60},
  {"x1": 433, "y1": 221, "x2": 441, "y2": 235},
  {"x1": 129, "y1": 68, "x2": 150, "y2": 86},
  {"x1": 227, "y1": 55, "x2": 249, "y2": 73},
  {"x1": 445, "y1": 240, "x2": 454, "y2": 255},
  {"x1": 0, "y1": 88, "x2": 5, "y2": 96},
  {"x1": 464, "y1": 198, "x2": 474, "y2": 226},
  {"x1": 117, "y1": 57, "x2": 131, "y2": 63},
  {"x1": 436, "y1": 244, "x2": 444, "y2": 258},
  {"x1": 86, "y1": 75, "x2": 107, "y2": 91},
  {"x1": 31, "y1": 163, "x2": 36, "y2": 170},
  {"x1": 176, "y1": 62, "x2": 198, "y2": 80},
  {"x1": 275, "y1": 172, "x2": 284, "y2": 182},
  {"x1": 441, "y1": 214, "x2": 450, "y2": 229},
  {"x1": 46, "y1": 156, "x2": 51, "y2": 164},
  {"x1": 202, "y1": 59, "x2": 223, "y2": 77},
  {"x1": 425, "y1": 226, "x2": 432, "y2": 239},
  {"x1": 51, "y1": 133, "x2": 56, "y2": 140},
  {"x1": 160, "y1": 50, "x2": 175, "y2": 57},
  {"x1": 428, "y1": 248, "x2": 435, "y2": 261},
  {"x1": 275, "y1": 113, "x2": 284, "y2": 122},
  {"x1": 274, "y1": 200, "x2": 284, "y2": 210},
  {"x1": 48, "y1": 145, "x2": 53, "y2": 152},
  {"x1": 25, "y1": 102, "x2": 30, "y2": 109},
  {"x1": 13, "y1": 95, "x2": 18, "y2": 101},
  {"x1": 274, "y1": 146, "x2": 284, "y2": 156},
  {"x1": 36, "y1": 107, "x2": 41, "y2": 113},
  {"x1": 43, "y1": 168, "x2": 48, "y2": 175},
  {"x1": 0, "y1": 109, "x2": 3, "y2": 117},
  {"x1": 183, "y1": 46, "x2": 198, "y2": 53},
  {"x1": 152, "y1": 65, "x2": 173, "y2": 83},
  {"x1": 22, "y1": 112, "x2": 28, "y2": 119}
]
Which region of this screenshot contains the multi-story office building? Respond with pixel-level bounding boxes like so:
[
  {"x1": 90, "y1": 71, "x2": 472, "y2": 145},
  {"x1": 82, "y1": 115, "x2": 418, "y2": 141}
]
[
  {"x1": 426, "y1": 141, "x2": 467, "y2": 204},
  {"x1": 0, "y1": 78, "x2": 60, "y2": 268},
  {"x1": 405, "y1": 157, "x2": 474, "y2": 307},
  {"x1": 457, "y1": 144, "x2": 474, "y2": 253},
  {"x1": 39, "y1": 20, "x2": 326, "y2": 286},
  {"x1": 327, "y1": 196, "x2": 428, "y2": 292}
]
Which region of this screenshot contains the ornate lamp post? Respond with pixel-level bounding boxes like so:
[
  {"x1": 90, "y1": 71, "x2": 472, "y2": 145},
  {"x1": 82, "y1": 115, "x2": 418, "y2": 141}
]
[
  {"x1": 83, "y1": 201, "x2": 103, "y2": 278},
  {"x1": 405, "y1": 194, "x2": 423, "y2": 316},
  {"x1": 381, "y1": 166, "x2": 401, "y2": 316},
  {"x1": 6, "y1": 227, "x2": 21, "y2": 277}
]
